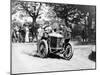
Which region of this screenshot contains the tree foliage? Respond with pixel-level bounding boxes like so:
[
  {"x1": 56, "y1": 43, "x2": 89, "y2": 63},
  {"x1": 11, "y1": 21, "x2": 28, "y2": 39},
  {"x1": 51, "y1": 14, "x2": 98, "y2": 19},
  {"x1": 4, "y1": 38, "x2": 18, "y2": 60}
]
[{"x1": 11, "y1": 1, "x2": 96, "y2": 41}]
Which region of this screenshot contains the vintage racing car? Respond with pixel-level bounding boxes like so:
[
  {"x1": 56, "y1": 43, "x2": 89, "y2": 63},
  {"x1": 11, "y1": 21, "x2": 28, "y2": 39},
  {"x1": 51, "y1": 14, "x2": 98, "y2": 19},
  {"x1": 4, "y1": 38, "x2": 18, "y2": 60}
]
[{"x1": 37, "y1": 24, "x2": 73, "y2": 60}]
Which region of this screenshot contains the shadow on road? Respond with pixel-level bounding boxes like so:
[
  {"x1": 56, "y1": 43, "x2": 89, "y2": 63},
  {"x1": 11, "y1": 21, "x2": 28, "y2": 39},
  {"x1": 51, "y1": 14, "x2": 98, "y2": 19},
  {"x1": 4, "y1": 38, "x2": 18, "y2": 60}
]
[
  {"x1": 33, "y1": 53, "x2": 64, "y2": 60},
  {"x1": 88, "y1": 51, "x2": 96, "y2": 62},
  {"x1": 48, "y1": 54, "x2": 64, "y2": 59}
]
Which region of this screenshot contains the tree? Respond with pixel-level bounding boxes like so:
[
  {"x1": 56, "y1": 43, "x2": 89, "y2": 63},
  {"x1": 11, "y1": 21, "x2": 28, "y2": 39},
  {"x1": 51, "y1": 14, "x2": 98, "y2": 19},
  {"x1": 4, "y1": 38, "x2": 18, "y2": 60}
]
[
  {"x1": 19, "y1": 1, "x2": 42, "y2": 25},
  {"x1": 14, "y1": 1, "x2": 43, "y2": 41},
  {"x1": 53, "y1": 4, "x2": 82, "y2": 27}
]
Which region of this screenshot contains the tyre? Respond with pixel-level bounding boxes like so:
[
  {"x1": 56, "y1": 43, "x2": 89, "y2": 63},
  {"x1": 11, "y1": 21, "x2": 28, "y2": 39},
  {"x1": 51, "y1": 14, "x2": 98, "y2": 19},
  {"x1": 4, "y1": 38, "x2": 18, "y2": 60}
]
[
  {"x1": 38, "y1": 40, "x2": 48, "y2": 58},
  {"x1": 63, "y1": 43, "x2": 73, "y2": 60}
]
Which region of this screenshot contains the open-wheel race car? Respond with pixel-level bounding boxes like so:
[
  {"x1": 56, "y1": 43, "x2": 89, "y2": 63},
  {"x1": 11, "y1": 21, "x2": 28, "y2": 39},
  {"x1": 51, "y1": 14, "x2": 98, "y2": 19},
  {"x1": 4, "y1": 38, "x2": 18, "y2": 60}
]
[{"x1": 37, "y1": 25, "x2": 73, "y2": 60}]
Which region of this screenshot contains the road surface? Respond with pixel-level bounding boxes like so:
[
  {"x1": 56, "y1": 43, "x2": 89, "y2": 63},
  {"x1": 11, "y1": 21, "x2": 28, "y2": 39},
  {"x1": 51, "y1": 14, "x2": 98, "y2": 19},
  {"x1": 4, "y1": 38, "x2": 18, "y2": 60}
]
[{"x1": 12, "y1": 41, "x2": 96, "y2": 74}]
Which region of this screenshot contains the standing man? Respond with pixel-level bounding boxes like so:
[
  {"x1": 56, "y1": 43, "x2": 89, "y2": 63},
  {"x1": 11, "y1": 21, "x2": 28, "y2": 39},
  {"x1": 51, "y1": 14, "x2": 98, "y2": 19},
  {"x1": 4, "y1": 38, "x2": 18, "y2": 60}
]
[
  {"x1": 84, "y1": 12, "x2": 89, "y2": 42},
  {"x1": 24, "y1": 23, "x2": 30, "y2": 43}
]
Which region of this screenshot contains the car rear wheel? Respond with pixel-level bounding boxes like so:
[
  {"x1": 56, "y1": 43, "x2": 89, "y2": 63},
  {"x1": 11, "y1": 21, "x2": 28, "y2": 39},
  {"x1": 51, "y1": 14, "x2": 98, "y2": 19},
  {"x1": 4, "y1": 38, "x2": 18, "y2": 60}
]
[{"x1": 63, "y1": 43, "x2": 73, "y2": 60}]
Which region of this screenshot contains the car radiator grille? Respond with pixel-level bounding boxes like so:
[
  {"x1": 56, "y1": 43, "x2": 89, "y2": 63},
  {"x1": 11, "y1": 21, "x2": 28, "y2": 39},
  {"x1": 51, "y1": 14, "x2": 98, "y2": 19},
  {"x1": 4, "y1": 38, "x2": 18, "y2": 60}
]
[{"x1": 50, "y1": 37, "x2": 57, "y2": 48}]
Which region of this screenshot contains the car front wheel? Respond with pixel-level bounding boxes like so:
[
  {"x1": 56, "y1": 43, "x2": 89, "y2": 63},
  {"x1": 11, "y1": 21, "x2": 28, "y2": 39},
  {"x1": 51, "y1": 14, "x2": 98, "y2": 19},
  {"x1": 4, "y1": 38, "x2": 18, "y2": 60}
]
[
  {"x1": 38, "y1": 40, "x2": 48, "y2": 58},
  {"x1": 63, "y1": 43, "x2": 73, "y2": 60}
]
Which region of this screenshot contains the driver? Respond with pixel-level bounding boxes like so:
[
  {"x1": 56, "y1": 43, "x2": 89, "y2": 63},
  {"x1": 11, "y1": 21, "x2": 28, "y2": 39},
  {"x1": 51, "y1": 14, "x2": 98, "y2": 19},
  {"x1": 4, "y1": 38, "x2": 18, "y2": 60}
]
[
  {"x1": 63, "y1": 26, "x2": 72, "y2": 43},
  {"x1": 37, "y1": 22, "x2": 52, "y2": 40}
]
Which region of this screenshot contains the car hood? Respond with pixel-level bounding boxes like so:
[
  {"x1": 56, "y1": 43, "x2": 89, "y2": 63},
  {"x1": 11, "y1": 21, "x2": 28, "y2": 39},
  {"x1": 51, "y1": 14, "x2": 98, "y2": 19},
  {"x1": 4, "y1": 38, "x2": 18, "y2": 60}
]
[{"x1": 48, "y1": 32, "x2": 63, "y2": 38}]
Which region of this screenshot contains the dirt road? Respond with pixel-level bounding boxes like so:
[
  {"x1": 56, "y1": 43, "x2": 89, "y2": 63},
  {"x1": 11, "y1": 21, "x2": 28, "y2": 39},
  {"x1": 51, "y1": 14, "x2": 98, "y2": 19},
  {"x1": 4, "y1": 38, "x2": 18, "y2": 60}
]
[{"x1": 12, "y1": 41, "x2": 95, "y2": 74}]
